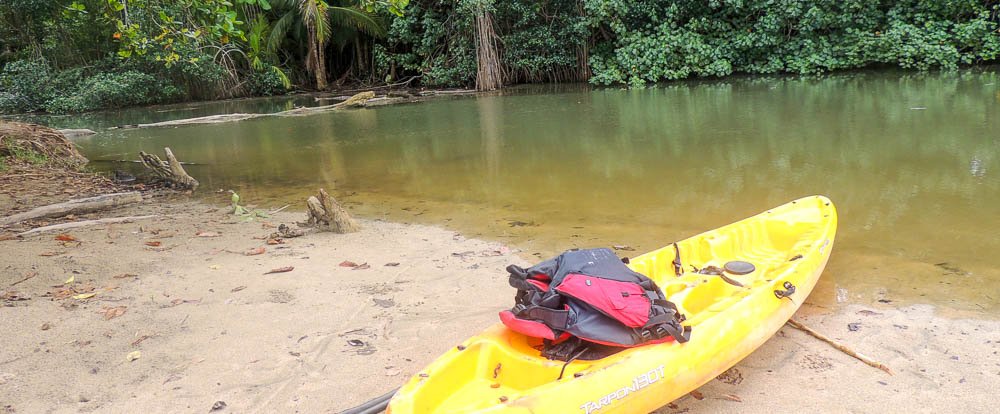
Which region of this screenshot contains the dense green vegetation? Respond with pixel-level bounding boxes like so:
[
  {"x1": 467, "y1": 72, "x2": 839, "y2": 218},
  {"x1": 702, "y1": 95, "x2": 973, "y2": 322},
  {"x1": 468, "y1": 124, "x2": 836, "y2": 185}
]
[
  {"x1": 1, "y1": 0, "x2": 998, "y2": 113},
  {"x1": 0, "y1": 0, "x2": 405, "y2": 113}
]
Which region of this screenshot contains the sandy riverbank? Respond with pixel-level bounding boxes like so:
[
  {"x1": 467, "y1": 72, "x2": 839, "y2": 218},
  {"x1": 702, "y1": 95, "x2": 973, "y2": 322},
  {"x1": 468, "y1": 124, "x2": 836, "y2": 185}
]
[{"x1": 1, "y1": 198, "x2": 997, "y2": 413}]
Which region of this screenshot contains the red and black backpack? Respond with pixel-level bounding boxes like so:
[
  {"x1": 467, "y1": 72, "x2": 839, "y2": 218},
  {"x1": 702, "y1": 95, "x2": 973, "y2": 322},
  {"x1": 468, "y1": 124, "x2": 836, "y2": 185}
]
[{"x1": 500, "y1": 248, "x2": 690, "y2": 360}]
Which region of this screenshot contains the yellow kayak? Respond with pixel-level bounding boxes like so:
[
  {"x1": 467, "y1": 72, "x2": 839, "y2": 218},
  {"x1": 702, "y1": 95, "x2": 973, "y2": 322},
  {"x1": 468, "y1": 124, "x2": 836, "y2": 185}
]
[{"x1": 388, "y1": 195, "x2": 837, "y2": 414}]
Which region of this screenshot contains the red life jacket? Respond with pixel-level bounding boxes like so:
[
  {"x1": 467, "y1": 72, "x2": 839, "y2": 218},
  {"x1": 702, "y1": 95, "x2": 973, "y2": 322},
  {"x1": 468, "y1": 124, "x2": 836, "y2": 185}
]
[{"x1": 500, "y1": 248, "x2": 690, "y2": 354}]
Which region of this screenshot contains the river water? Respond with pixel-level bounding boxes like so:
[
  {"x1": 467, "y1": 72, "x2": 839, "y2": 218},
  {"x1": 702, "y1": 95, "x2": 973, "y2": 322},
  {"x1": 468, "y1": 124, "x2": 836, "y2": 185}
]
[{"x1": 27, "y1": 70, "x2": 1000, "y2": 313}]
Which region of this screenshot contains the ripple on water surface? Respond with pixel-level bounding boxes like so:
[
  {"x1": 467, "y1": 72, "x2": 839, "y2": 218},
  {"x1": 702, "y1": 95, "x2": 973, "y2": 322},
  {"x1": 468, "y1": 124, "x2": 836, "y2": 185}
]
[{"x1": 67, "y1": 70, "x2": 1000, "y2": 313}]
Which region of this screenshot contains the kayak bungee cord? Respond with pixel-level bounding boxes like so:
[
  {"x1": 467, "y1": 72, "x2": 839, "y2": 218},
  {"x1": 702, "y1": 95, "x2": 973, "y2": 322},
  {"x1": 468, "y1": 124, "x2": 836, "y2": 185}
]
[{"x1": 338, "y1": 388, "x2": 399, "y2": 414}]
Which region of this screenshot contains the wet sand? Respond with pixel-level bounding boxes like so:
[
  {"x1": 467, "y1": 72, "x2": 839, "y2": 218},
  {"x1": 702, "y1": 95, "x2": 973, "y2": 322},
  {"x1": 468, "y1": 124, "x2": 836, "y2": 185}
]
[{"x1": 1, "y1": 200, "x2": 997, "y2": 413}]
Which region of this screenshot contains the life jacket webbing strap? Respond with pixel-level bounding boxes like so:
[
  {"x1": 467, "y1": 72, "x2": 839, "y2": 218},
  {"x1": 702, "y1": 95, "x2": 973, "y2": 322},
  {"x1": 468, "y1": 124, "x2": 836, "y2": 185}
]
[{"x1": 512, "y1": 304, "x2": 570, "y2": 330}]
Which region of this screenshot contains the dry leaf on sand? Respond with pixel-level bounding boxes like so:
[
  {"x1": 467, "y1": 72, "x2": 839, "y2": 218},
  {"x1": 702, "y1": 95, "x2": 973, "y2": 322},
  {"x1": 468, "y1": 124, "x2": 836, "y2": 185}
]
[
  {"x1": 264, "y1": 266, "x2": 294, "y2": 274},
  {"x1": 100, "y1": 306, "x2": 127, "y2": 320}
]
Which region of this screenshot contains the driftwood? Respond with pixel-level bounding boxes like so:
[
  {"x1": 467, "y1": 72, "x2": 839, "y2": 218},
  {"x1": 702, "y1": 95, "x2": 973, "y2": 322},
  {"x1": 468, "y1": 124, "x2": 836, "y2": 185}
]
[
  {"x1": 280, "y1": 91, "x2": 378, "y2": 116},
  {"x1": 135, "y1": 113, "x2": 262, "y2": 128},
  {"x1": 786, "y1": 318, "x2": 894, "y2": 375},
  {"x1": 306, "y1": 189, "x2": 359, "y2": 233},
  {"x1": 363, "y1": 97, "x2": 408, "y2": 108},
  {"x1": 56, "y1": 129, "x2": 97, "y2": 138},
  {"x1": 138, "y1": 148, "x2": 199, "y2": 190},
  {"x1": 129, "y1": 91, "x2": 379, "y2": 129},
  {"x1": 333, "y1": 91, "x2": 376, "y2": 108},
  {"x1": 0, "y1": 192, "x2": 143, "y2": 227},
  {"x1": 418, "y1": 89, "x2": 477, "y2": 96},
  {"x1": 17, "y1": 215, "x2": 158, "y2": 236}
]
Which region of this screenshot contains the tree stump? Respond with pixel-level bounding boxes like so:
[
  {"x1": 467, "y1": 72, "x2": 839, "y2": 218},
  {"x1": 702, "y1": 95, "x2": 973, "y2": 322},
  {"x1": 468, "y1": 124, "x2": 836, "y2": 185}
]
[
  {"x1": 306, "y1": 189, "x2": 359, "y2": 233},
  {"x1": 138, "y1": 147, "x2": 199, "y2": 190}
]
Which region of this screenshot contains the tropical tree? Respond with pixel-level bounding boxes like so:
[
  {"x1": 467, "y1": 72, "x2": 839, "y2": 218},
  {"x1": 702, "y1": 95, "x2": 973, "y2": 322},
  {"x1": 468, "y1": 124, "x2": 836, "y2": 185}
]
[{"x1": 268, "y1": 0, "x2": 387, "y2": 90}]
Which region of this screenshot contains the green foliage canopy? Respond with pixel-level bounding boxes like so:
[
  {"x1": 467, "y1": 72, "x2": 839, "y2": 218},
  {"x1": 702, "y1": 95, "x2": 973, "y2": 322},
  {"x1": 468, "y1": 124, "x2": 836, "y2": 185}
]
[{"x1": 1, "y1": 0, "x2": 997, "y2": 113}]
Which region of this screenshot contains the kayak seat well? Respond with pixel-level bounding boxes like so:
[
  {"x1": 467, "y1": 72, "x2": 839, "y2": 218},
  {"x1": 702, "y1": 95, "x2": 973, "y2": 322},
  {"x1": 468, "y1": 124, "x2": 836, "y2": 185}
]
[{"x1": 671, "y1": 274, "x2": 746, "y2": 318}]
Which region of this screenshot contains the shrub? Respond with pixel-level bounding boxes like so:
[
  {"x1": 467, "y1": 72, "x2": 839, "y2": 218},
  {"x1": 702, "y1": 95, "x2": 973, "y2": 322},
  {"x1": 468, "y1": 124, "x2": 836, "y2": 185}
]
[
  {"x1": 585, "y1": 0, "x2": 1000, "y2": 85},
  {"x1": 45, "y1": 70, "x2": 181, "y2": 113},
  {"x1": 246, "y1": 69, "x2": 288, "y2": 96},
  {"x1": 0, "y1": 60, "x2": 53, "y2": 113}
]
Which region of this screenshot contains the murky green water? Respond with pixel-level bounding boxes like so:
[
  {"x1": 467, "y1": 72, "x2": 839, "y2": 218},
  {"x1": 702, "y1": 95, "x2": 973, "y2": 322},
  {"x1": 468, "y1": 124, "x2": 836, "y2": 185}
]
[{"x1": 56, "y1": 70, "x2": 1000, "y2": 312}]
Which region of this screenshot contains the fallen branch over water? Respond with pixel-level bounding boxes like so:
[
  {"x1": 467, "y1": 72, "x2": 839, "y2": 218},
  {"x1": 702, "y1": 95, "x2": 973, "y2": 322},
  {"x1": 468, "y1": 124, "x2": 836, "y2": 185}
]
[
  {"x1": 126, "y1": 91, "x2": 379, "y2": 128},
  {"x1": 17, "y1": 215, "x2": 159, "y2": 237},
  {"x1": 135, "y1": 113, "x2": 263, "y2": 128},
  {"x1": 0, "y1": 192, "x2": 143, "y2": 227},
  {"x1": 787, "y1": 318, "x2": 894, "y2": 375},
  {"x1": 57, "y1": 128, "x2": 97, "y2": 138}
]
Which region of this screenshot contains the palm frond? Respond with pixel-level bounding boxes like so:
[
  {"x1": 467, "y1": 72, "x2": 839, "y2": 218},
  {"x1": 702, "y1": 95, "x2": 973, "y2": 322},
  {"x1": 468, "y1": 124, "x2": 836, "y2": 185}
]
[
  {"x1": 270, "y1": 65, "x2": 292, "y2": 89},
  {"x1": 267, "y1": 11, "x2": 297, "y2": 53},
  {"x1": 315, "y1": 1, "x2": 331, "y2": 43},
  {"x1": 328, "y1": 6, "x2": 386, "y2": 39},
  {"x1": 298, "y1": 0, "x2": 320, "y2": 25}
]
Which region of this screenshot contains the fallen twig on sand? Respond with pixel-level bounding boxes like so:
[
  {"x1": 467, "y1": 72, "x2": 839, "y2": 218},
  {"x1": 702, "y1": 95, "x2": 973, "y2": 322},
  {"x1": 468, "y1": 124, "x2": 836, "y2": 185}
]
[
  {"x1": 17, "y1": 215, "x2": 159, "y2": 236},
  {"x1": 8, "y1": 272, "x2": 37, "y2": 287},
  {"x1": 787, "y1": 318, "x2": 893, "y2": 375},
  {"x1": 0, "y1": 192, "x2": 143, "y2": 227}
]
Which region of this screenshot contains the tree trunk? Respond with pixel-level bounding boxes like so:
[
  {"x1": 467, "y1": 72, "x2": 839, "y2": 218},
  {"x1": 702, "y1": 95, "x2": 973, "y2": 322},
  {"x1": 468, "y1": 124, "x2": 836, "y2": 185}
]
[
  {"x1": 316, "y1": 32, "x2": 328, "y2": 90},
  {"x1": 305, "y1": 188, "x2": 359, "y2": 233},
  {"x1": 575, "y1": 0, "x2": 592, "y2": 81},
  {"x1": 0, "y1": 192, "x2": 143, "y2": 227},
  {"x1": 474, "y1": 2, "x2": 504, "y2": 91},
  {"x1": 307, "y1": 24, "x2": 328, "y2": 91}
]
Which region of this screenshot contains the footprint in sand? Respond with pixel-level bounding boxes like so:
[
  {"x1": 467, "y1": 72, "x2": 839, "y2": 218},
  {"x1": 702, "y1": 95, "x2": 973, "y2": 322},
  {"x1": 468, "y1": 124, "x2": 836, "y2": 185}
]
[
  {"x1": 268, "y1": 290, "x2": 295, "y2": 303},
  {"x1": 798, "y1": 353, "x2": 834, "y2": 372}
]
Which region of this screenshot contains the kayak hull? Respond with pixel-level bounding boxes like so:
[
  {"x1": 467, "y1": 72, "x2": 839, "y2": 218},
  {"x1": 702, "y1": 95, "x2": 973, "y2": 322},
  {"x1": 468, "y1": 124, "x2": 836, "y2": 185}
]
[{"x1": 389, "y1": 195, "x2": 838, "y2": 414}]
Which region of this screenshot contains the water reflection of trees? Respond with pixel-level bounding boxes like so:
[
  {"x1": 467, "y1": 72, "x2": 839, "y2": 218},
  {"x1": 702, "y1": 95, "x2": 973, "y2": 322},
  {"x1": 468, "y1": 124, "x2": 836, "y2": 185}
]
[{"x1": 76, "y1": 70, "x2": 999, "y2": 271}]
